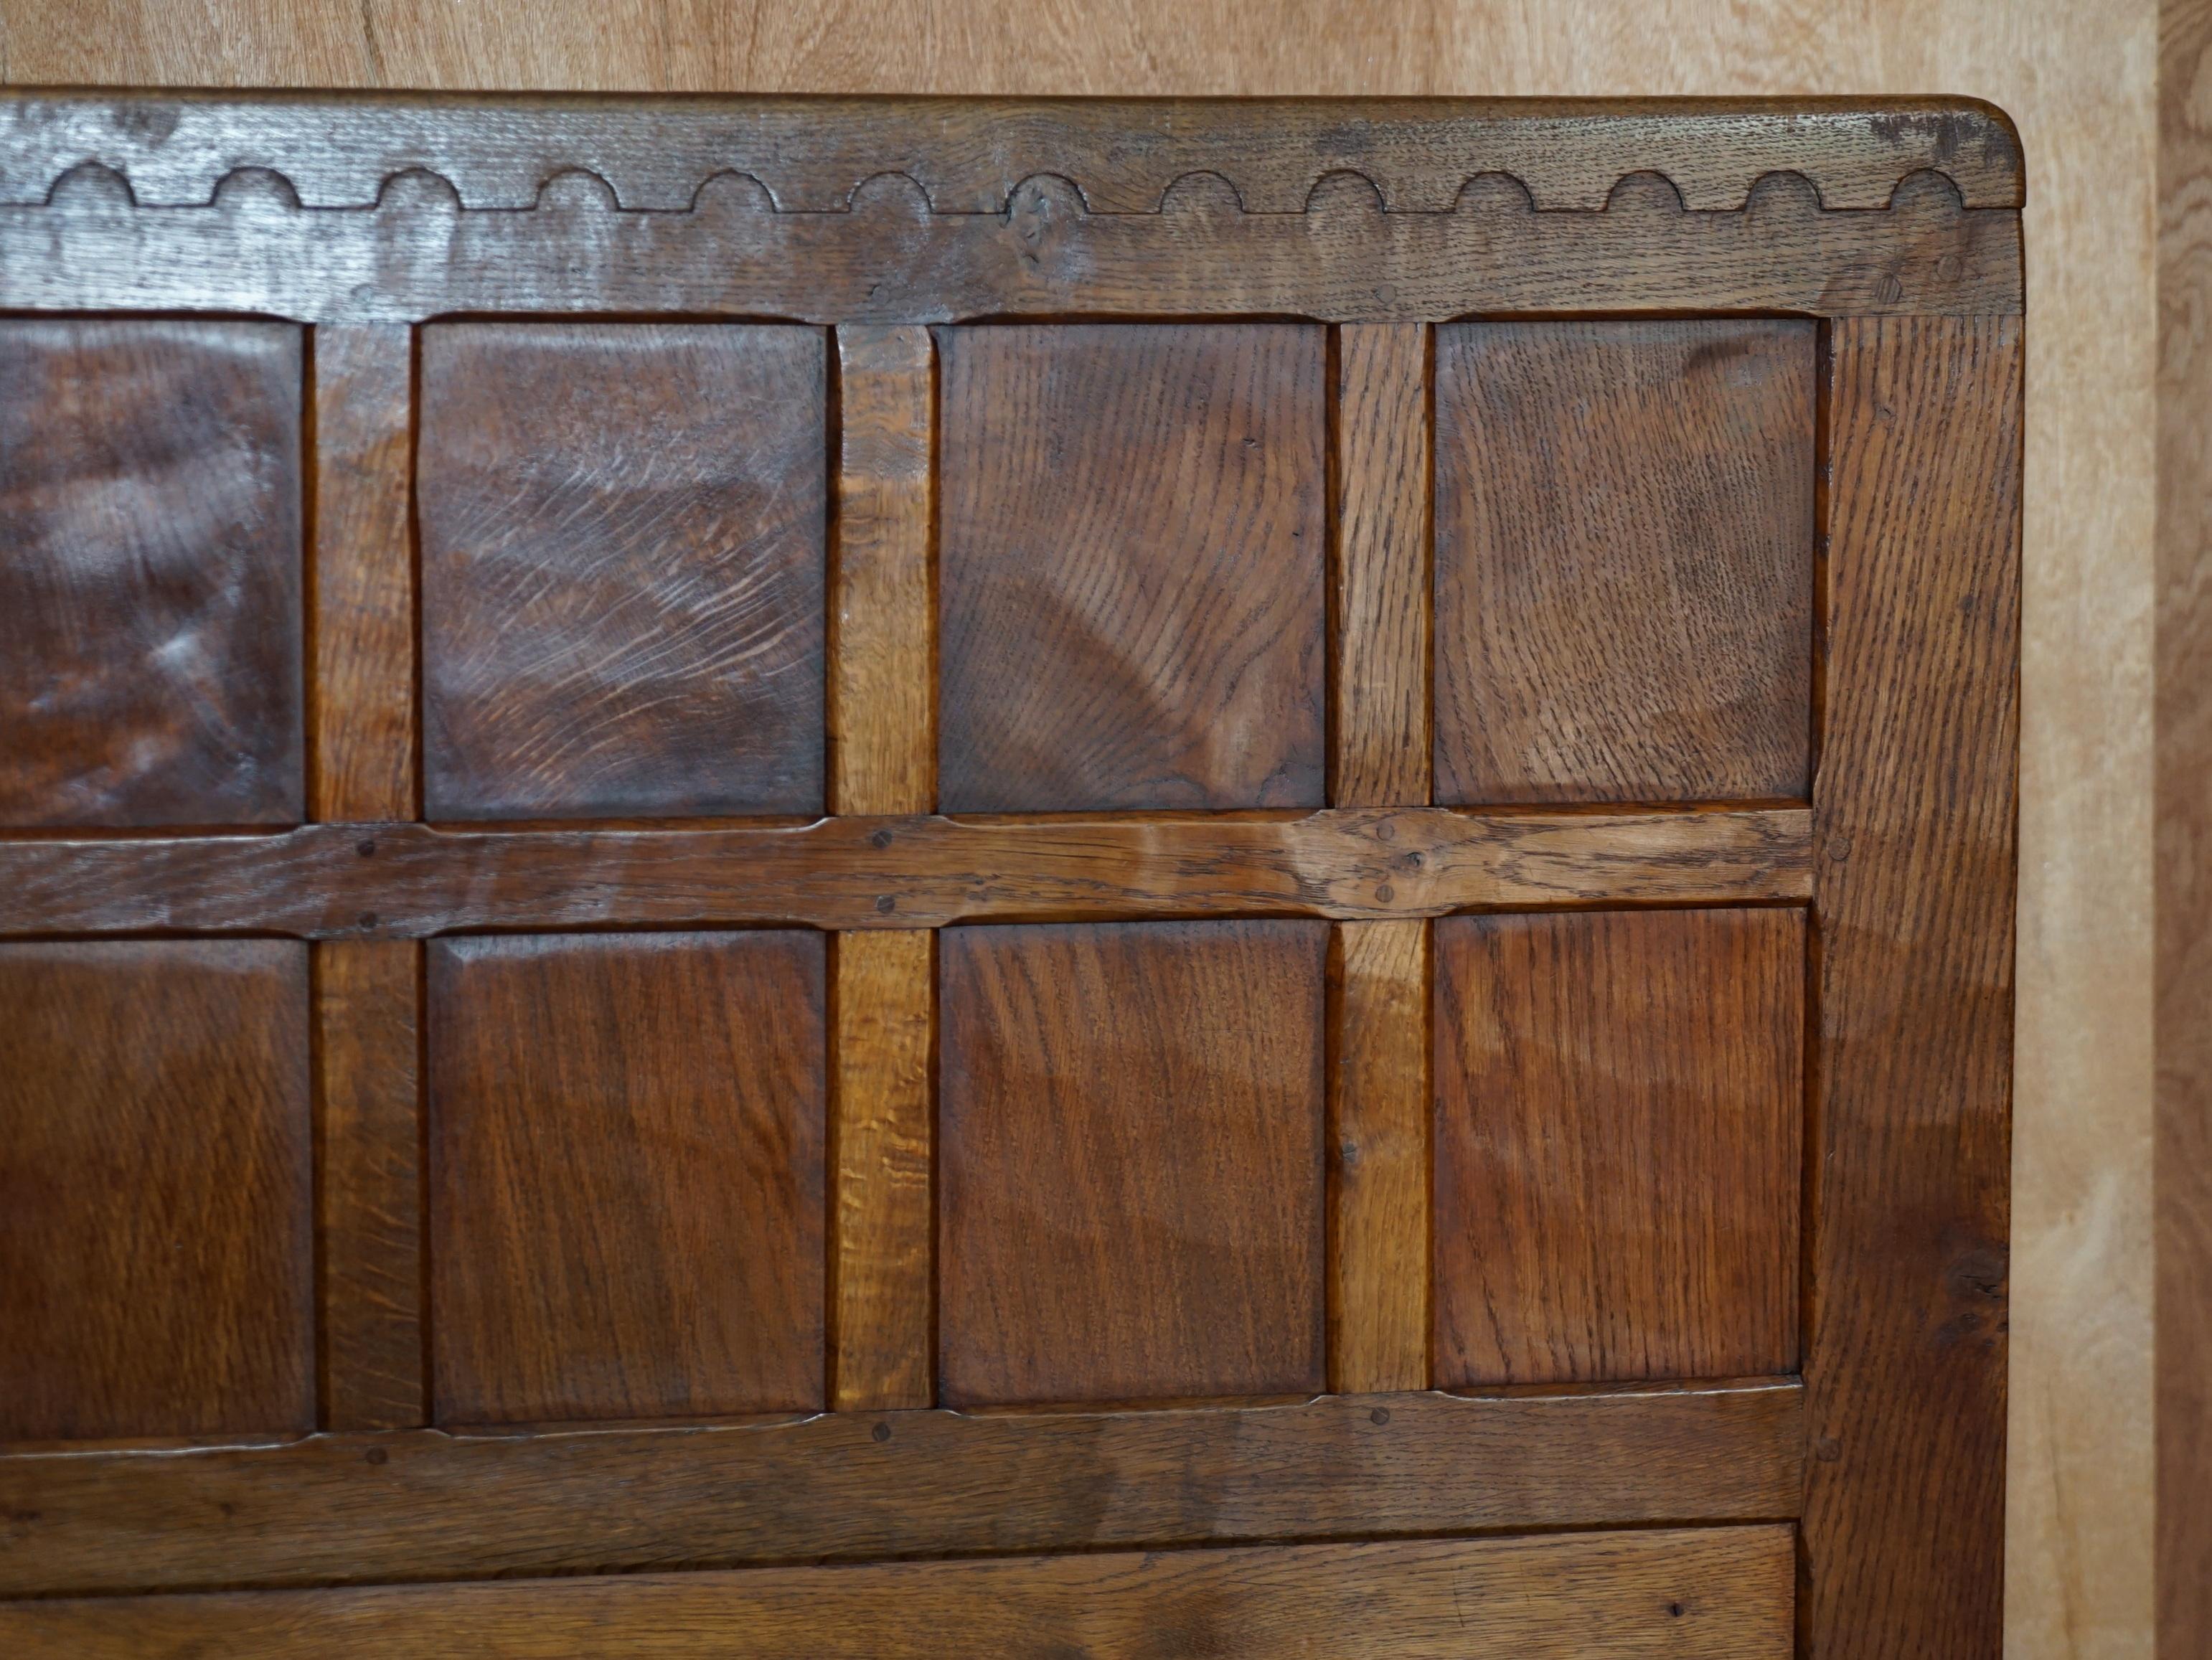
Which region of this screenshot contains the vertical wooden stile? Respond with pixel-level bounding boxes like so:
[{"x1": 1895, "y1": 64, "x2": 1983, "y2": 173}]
[{"x1": 829, "y1": 324, "x2": 938, "y2": 1411}]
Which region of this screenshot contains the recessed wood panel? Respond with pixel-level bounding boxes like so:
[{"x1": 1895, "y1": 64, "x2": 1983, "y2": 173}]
[
  {"x1": 940, "y1": 920, "x2": 1327, "y2": 1405},
  {"x1": 419, "y1": 323, "x2": 827, "y2": 820},
  {"x1": 0, "y1": 319, "x2": 303, "y2": 828},
  {"x1": 0, "y1": 940, "x2": 311, "y2": 1442},
  {"x1": 428, "y1": 931, "x2": 827, "y2": 1424},
  {"x1": 1433, "y1": 908, "x2": 1804, "y2": 1386},
  {"x1": 937, "y1": 324, "x2": 1326, "y2": 811},
  {"x1": 1, "y1": 1527, "x2": 1798, "y2": 1660},
  {"x1": 1432, "y1": 319, "x2": 1814, "y2": 806}
]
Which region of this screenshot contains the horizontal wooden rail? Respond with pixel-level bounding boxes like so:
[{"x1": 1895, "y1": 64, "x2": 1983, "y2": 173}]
[
  {"x1": 0, "y1": 1380, "x2": 1803, "y2": 1598},
  {"x1": 0, "y1": 1528, "x2": 1799, "y2": 1659},
  {"x1": 0, "y1": 806, "x2": 1810, "y2": 938}
]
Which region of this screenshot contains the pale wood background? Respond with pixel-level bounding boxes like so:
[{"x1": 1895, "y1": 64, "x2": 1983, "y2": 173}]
[{"x1": 0, "y1": 3, "x2": 2160, "y2": 1655}]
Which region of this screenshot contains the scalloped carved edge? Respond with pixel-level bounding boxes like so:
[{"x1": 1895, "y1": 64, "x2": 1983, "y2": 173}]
[
  {"x1": 30, "y1": 158, "x2": 1985, "y2": 221},
  {"x1": 0, "y1": 93, "x2": 2025, "y2": 212}
]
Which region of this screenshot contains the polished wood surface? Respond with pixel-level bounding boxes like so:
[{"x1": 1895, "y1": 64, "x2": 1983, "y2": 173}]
[
  {"x1": 309, "y1": 324, "x2": 416, "y2": 823},
  {"x1": 0, "y1": 1382, "x2": 1804, "y2": 1596},
  {"x1": 1, "y1": 1527, "x2": 1796, "y2": 1659},
  {"x1": 2159, "y1": 1, "x2": 2212, "y2": 1649},
  {"x1": 1433, "y1": 319, "x2": 1814, "y2": 806},
  {"x1": 940, "y1": 920, "x2": 1327, "y2": 1405},
  {"x1": 938, "y1": 324, "x2": 1326, "y2": 811},
  {"x1": 0, "y1": 806, "x2": 1813, "y2": 937},
  {"x1": 428, "y1": 932, "x2": 827, "y2": 1423},
  {"x1": 830, "y1": 325, "x2": 934, "y2": 818},
  {"x1": 316, "y1": 938, "x2": 425, "y2": 1430},
  {"x1": 418, "y1": 323, "x2": 827, "y2": 819},
  {"x1": 1807, "y1": 316, "x2": 2020, "y2": 1658},
  {"x1": 1433, "y1": 909, "x2": 1803, "y2": 1387},
  {"x1": 0, "y1": 941, "x2": 311, "y2": 1442},
  {"x1": 0, "y1": 85, "x2": 2033, "y2": 1656},
  {"x1": 0, "y1": 319, "x2": 303, "y2": 827},
  {"x1": 830, "y1": 930, "x2": 935, "y2": 1411},
  {"x1": 1332, "y1": 323, "x2": 1432, "y2": 808},
  {"x1": 1329, "y1": 920, "x2": 1431, "y2": 1393}
]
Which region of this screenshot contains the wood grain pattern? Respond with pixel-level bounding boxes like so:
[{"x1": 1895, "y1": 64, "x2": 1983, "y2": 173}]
[
  {"x1": 0, "y1": 806, "x2": 1814, "y2": 937},
  {"x1": 1333, "y1": 323, "x2": 1431, "y2": 808},
  {"x1": 1433, "y1": 909, "x2": 1803, "y2": 1386},
  {"x1": 309, "y1": 322, "x2": 415, "y2": 822},
  {"x1": 1329, "y1": 920, "x2": 1430, "y2": 1392},
  {"x1": 0, "y1": 93, "x2": 2023, "y2": 209},
  {"x1": 0, "y1": 166, "x2": 2021, "y2": 324},
  {"x1": 831, "y1": 930, "x2": 934, "y2": 1411},
  {"x1": 831, "y1": 325, "x2": 934, "y2": 816},
  {"x1": 0, "y1": 319, "x2": 303, "y2": 827},
  {"x1": 1809, "y1": 317, "x2": 2020, "y2": 1659},
  {"x1": 1432, "y1": 319, "x2": 1814, "y2": 806},
  {"x1": 418, "y1": 322, "x2": 826, "y2": 819},
  {"x1": 940, "y1": 920, "x2": 1327, "y2": 1405},
  {"x1": 428, "y1": 932, "x2": 827, "y2": 1424},
  {"x1": 0, "y1": 1380, "x2": 1805, "y2": 1598},
  {"x1": 0, "y1": 941, "x2": 312, "y2": 1442},
  {"x1": 0, "y1": 1527, "x2": 1798, "y2": 1659},
  {"x1": 938, "y1": 324, "x2": 1326, "y2": 811},
  {"x1": 2160, "y1": 1, "x2": 2212, "y2": 1649},
  {"x1": 316, "y1": 938, "x2": 424, "y2": 1431}
]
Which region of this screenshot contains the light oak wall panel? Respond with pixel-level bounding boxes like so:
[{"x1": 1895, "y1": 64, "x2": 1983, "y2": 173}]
[{"x1": 0, "y1": 3, "x2": 2156, "y2": 1654}]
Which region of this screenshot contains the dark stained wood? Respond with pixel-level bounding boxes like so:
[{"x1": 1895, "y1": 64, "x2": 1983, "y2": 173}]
[
  {"x1": 309, "y1": 323, "x2": 415, "y2": 822},
  {"x1": 1333, "y1": 323, "x2": 1432, "y2": 808},
  {"x1": 1806, "y1": 317, "x2": 2020, "y2": 1659},
  {"x1": 937, "y1": 324, "x2": 1326, "y2": 811},
  {"x1": 1434, "y1": 909, "x2": 1803, "y2": 1386},
  {"x1": 1329, "y1": 920, "x2": 1431, "y2": 1392},
  {"x1": 316, "y1": 939, "x2": 424, "y2": 1431},
  {"x1": 0, "y1": 1527, "x2": 1799, "y2": 1659},
  {"x1": 940, "y1": 920, "x2": 1327, "y2": 1405},
  {"x1": 0, "y1": 941, "x2": 312, "y2": 1442},
  {"x1": 0, "y1": 94, "x2": 2025, "y2": 211},
  {"x1": 0, "y1": 319, "x2": 303, "y2": 828},
  {"x1": 831, "y1": 930, "x2": 935, "y2": 1411},
  {"x1": 831, "y1": 325, "x2": 934, "y2": 817},
  {"x1": 1432, "y1": 319, "x2": 1815, "y2": 806},
  {"x1": 0, "y1": 805, "x2": 1815, "y2": 936},
  {"x1": 418, "y1": 322, "x2": 826, "y2": 820},
  {"x1": 0, "y1": 1380, "x2": 1804, "y2": 1597},
  {"x1": 0, "y1": 167, "x2": 2023, "y2": 324},
  {"x1": 428, "y1": 931, "x2": 827, "y2": 1424},
  {"x1": 2160, "y1": 1, "x2": 2212, "y2": 1648}
]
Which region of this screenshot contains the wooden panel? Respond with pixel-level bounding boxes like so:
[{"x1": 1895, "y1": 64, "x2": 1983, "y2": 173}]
[
  {"x1": 938, "y1": 324, "x2": 1325, "y2": 811},
  {"x1": 1329, "y1": 920, "x2": 1429, "y2": 1392},
  {"x1": 831, "y1": 324, "x2": 933, "y2": 816},
  {"x1": 1808, "y1": 318, "x2": 2019, "y2": 1658},
  {"x1": 1432, "y1": 319, "x2": 1814, "y2": 806},
  {"x1": 0, "y1": 1527, "x2": 1798, "y2": 1659},
  {"x1": 0, "y1": 1380, "x2": 1805, "y2": 1597},
  {"x1": 0, "y1": 94, "x2": 2025, "y2": 210},
  {"x1": 2160, "y1": 1, "x2": 2212, "y2": 1650},
  {"x1": 940, "y1": 920, "x2": 1326, "y2": 1405},
  {"x1": 1433, "y1": 908, "x2": 1803, "y2": 1386},
  {"x1": 0, "y1": 940, "x2": 311, "y2": 1442},
  {"x1": 418, "y1": 322, "x2": 826, "y2": 819},
  {"x1": 0, "y1": 319, "x2": 303, "y2": 827},
  {"x1": 428, "y1": 931, "x2": 827, "y2": 1424},
  {"x1": 1333, "y1": 322, "x2": 1431, "y2": 808},
  {"x1": 316, "y1": 939, "x2": 424, "y2": 1430},
  {"x1": 831, "y1": 930, "x2": 934, "y2": 1411},
  {"x1": 0, "y1": 805, "x2": 1815, "y2": 936},
  {"x1": 0, "y1": 172, "x2": 2022, "y2": 324},
  {"x1": 309, "y1": 323, "x2": 415, "y2": 821}
]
